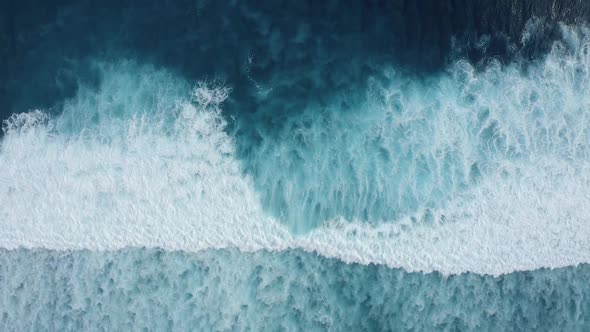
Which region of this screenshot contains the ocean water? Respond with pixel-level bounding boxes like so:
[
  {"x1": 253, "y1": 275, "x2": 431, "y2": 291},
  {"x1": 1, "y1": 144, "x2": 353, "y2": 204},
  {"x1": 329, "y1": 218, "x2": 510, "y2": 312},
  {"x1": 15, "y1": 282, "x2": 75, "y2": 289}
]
[
  {"x1": 2, "y1": 1, "x2": 590, "y2": 330},
  {"x1": 2, "y1": 249, "x2": 589, "y2": 331}
]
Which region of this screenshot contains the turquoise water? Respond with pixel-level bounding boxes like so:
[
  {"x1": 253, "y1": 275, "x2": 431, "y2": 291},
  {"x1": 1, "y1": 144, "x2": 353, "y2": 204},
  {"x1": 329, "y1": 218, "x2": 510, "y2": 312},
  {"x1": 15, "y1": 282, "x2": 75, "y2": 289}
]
[
  {"x1": 2, "y1": 1, "x2": 590, "y2": 330},
  {"x1": 2, "y1": 249, "x2": 589, "y2": 331}
]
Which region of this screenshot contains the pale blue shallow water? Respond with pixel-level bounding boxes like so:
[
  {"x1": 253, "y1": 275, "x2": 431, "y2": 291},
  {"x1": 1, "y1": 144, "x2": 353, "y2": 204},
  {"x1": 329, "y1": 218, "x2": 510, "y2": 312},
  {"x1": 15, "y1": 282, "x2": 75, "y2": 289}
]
[{"x1": 2, "y1": 1, "x2": 590, "y2": 330}]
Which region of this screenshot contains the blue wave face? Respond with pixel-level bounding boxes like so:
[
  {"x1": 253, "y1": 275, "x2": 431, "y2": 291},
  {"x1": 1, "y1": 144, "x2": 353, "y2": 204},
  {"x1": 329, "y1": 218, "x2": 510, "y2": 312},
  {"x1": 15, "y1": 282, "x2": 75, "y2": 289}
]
[{"x1": 2, "y1": 248, "x2": 589, "y2": 331}]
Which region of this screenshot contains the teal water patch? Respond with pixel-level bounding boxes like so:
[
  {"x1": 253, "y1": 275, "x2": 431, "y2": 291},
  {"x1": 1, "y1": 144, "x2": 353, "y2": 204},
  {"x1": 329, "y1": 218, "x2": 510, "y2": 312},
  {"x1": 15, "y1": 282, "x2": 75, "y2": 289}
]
[{"x1": 1, "y1": 248, "x2": 588, "y2": 331}]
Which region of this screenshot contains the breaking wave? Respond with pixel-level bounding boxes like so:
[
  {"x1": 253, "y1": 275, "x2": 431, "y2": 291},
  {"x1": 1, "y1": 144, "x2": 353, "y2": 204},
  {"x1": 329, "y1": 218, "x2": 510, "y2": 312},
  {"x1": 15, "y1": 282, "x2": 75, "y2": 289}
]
[{"x1": 2, "y1": 26, "x2": 590, "y2": 276}]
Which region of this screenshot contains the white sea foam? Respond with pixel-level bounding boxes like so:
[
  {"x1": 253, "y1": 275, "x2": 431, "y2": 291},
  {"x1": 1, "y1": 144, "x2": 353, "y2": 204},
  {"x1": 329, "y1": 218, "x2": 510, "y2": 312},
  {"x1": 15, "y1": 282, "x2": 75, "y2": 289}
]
[{"x1": 2, "y1": 32, "x2": 590, "y2": 276}]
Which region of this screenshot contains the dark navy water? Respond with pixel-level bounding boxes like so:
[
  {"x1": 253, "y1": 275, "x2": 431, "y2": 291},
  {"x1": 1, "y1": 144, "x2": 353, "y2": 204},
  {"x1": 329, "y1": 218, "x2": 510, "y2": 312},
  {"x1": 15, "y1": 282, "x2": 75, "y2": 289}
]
[{"x1": 1, "y1": 0, "x2": 529, "y2": 120}]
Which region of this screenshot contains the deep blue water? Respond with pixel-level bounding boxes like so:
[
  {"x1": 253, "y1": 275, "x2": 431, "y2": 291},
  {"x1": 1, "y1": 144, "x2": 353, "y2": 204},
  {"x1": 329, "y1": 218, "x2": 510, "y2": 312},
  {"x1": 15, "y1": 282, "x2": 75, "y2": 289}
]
[{"x1": 2, "y1": 1, "x2": 590, "y2": 330}]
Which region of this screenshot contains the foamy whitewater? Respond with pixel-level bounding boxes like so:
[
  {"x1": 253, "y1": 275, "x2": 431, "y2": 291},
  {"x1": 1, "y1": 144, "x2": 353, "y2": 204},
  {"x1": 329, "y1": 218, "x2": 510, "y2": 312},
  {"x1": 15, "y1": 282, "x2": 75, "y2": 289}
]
[{"x1": 2, "y1": 12, "x2": 590, "y2": 328}]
